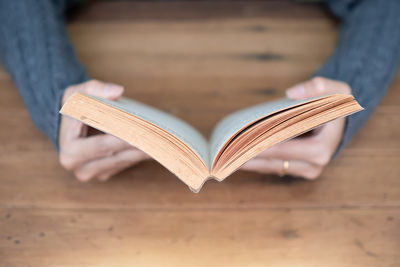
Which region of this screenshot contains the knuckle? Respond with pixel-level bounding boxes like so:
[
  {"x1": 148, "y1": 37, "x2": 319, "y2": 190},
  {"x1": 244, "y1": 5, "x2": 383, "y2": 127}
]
[
  {"x1": 62, "y1": 86, "x2": 77, "y2": 103},
  {"x1": 59, "y1": 153, "x2": 76, "y2": 170},
  {"x1": 74, "y1": 170, "x2": 93, "y2": 182},
  {"x1": 87, "y1": 79, "x2": 101, "y2": 87},
  {"x1": 313, "y1": 151, "x2": 331, "y2": 166},
  {"x1": 64, "y1": 86, "x2": 74, "y2": 95},
  {"x1": 311, "y1": 77, "x2": 326, "y2": 92},
  {"x1": 84, "y1": 80, "x2": 104, "y2": 92},
  {"x1": 100, "y1": 135, "x2": 122, "y2": 153},
  {"x1": 97, "y1": 138, "x2": 114, "y2": 156},
  {"x1": 342, "y1": 82, "x2": 352, "y2": 94},
  {"x1": 306, "y1": 141, "x2": 331, "y2": 166},
  {"x1": 303, "y1": 167, "x2": 322, "y2": 180}
]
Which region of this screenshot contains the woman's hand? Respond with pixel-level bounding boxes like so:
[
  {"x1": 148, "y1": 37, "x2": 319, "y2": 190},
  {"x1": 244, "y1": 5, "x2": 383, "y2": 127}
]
[
  {"x1": 58, "y1": 80, "x2": 150, "y2": 182},
  {"x1": 241, "y1": 77, "x2": 351, "y2": 180}
]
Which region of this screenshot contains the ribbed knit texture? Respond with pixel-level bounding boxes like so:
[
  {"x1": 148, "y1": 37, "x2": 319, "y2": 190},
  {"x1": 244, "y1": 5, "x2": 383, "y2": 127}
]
[
  {"x1": 316, "y1": 0, "x2": 400, "y2": 156},
  {"x1": 0, "y1": 0, "x2": 89, "y2": 151}
]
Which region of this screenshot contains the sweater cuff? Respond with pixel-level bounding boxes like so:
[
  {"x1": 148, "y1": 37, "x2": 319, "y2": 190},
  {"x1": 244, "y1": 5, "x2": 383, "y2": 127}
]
[{"x1": 314, "y1": 0, "x2": 400, "y2": 157}]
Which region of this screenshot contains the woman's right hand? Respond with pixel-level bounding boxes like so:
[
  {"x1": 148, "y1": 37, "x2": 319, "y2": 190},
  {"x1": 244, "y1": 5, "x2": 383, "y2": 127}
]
[{"x1": 58, "y1": 80, "x2": 150, "y2": 182}]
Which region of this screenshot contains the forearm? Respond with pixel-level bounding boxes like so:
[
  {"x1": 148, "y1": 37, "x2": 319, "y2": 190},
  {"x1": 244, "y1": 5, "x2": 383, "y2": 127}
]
[
  {"x1": 316, "y1": 0, "x2": 400, "y2": 155},
  {"x1": 0, "y1": 0, "x2": 89, "y2": 150}
]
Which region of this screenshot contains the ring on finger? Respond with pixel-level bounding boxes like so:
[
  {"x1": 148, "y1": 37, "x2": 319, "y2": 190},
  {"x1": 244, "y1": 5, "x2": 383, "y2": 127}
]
[{"x1": 280, "y1": 160, "x2": 289, "y2": 177}]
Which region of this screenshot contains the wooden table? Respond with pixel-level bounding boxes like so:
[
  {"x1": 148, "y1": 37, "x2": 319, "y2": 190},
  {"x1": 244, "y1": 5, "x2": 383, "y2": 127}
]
[{"x1": 1, "y1": 1, "x2": 399, "y2": 266}]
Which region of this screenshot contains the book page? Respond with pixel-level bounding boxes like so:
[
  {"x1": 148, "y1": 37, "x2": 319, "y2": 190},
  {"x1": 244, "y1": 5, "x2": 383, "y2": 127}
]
[
  {"x1": 89, "y1": 95, "x2": 211, "y2": 168},
  {"x1": 209, "y1": 97, "x2": 324, "y2": 164}
]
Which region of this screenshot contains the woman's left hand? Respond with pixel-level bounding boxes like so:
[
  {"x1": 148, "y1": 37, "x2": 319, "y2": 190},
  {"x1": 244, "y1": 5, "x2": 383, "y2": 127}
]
[{"x1": 241, "y1": 77, "x2": 351, "y2": 180}]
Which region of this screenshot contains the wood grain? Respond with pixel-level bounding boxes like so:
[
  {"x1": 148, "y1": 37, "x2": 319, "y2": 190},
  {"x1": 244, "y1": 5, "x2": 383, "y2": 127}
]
[
  {"x1": 0, "y1": 1, "x2": 399, "y2": 266},
  {"x1": 1, "y1": 208, "x2": 399, "y2": 267}
]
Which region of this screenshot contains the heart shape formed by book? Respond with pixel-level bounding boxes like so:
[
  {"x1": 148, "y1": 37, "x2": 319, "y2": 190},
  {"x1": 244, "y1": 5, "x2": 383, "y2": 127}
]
[{"x1": 61, "y1": 93, "x2": 362, "y2": 192}]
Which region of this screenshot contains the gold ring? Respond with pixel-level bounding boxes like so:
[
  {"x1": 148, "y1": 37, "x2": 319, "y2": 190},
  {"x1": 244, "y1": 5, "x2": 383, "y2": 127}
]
[{"x1": 281, "y1": 160, "x2": 289, "y2": 177}]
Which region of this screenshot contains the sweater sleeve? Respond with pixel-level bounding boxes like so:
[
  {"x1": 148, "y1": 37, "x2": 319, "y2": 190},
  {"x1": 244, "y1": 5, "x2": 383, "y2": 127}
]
[
  {"x1": 0, "y1": 0, "x2": 89, "y2": 150},
  {"x1": 315, "y1": 0, "x2": 400, "y2": 156}
]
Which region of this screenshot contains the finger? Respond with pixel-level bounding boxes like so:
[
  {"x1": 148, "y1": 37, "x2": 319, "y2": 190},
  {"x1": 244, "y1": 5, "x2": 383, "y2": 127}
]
[
  {"x1": 62, "y1": 80, "x2": 124, "y2": 104},
  {"x1": 59, "y1": 134, "x2": 132, "y2": 170},
  {"x1": 73, "y1": 149, "x2": 150, "y2": 182},
  {"x1": 241, "y1": 158, "x2": 322, "y2": 180},
  {"x1": 97, "y1": 152, "x2": 151, "y2": 181},
  {"x1": 60, "y1": 80, "x2": 125, "y2": 144},
  {"x1": 286, "y1": 77, "x2": 351, "y2": 100},
  {"x1": 82, "y1": 80, "x2": 124, "y2": 100},
  {"x1": 59, "y1": 116, "x2": 87, "y2": 145},
  {"x1": 258, "y1": 114, "x2": 345, "y2": 166},
  {"x1": 261, "y1": 115, "x2": 345, "y2": 162},
  {"x1": 257, "y1": 129, "x2": 332, "y2": 167}
]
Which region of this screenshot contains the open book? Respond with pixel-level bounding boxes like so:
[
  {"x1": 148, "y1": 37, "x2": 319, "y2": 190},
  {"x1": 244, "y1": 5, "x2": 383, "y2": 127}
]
[{"x1": 61, "y1": 93, "x2": 362, "y2": 192}]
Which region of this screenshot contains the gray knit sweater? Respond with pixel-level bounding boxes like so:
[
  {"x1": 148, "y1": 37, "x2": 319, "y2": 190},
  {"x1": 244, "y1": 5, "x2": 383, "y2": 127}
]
[{"x1": 0, "y1": 0, "x2": 399, "y2": 155}]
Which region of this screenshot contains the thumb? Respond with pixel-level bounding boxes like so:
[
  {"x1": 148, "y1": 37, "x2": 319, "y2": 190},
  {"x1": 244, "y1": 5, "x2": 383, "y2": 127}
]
[
  {"x1": 286, "y1": 77, "x2": 350, "y2": 100},
  {"x1": 81, "y1": 80, "x2": 124, "y2": 100},
  {"x1": 63, "y1": 80, "x2": 124, "y2": 104},
  {"x1": 59, "y1": 80, "x2": 124, "y2": 144}
]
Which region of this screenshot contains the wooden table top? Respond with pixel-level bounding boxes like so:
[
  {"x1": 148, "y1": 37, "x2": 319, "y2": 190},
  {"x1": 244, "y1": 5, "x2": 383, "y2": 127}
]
[{"x1": 1, "y1": 1, "x2": 399, "y2": 266}]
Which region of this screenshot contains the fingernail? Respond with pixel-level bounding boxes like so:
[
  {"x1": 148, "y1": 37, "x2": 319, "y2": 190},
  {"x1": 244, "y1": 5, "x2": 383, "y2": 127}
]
[{"x1": 286, "y1": 84, "x2": 305, "y2": 99}]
